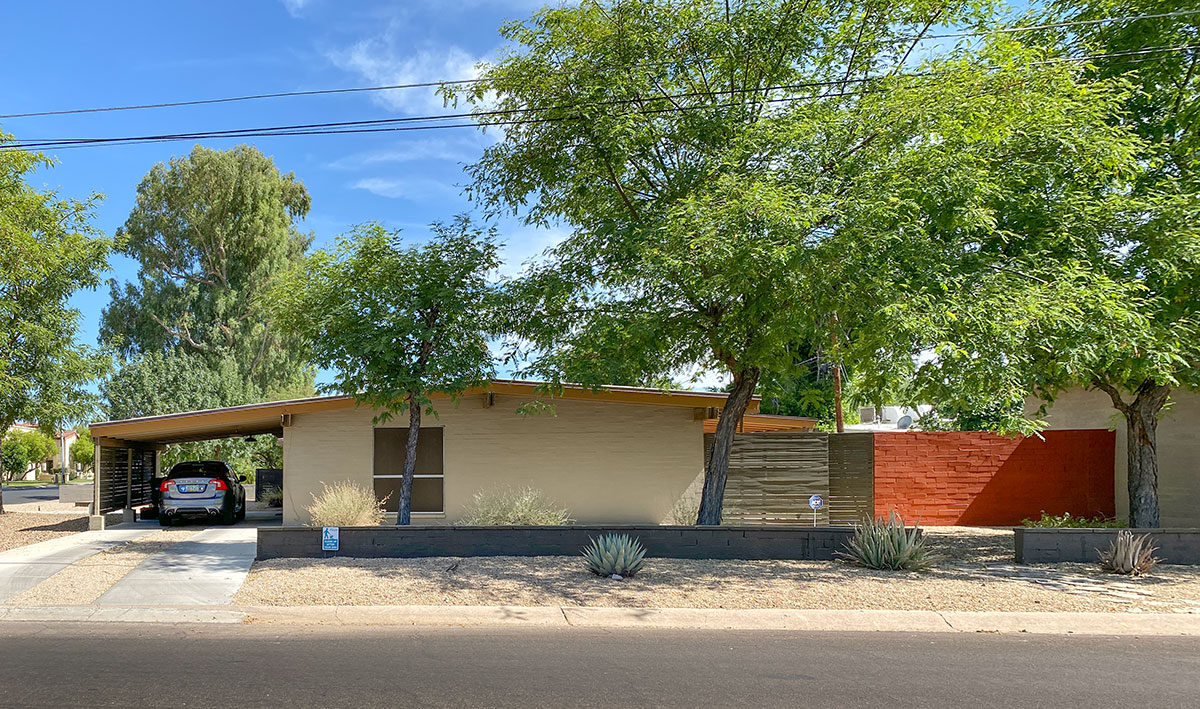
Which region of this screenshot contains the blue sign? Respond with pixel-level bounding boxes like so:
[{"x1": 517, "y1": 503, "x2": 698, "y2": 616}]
[
  {"x1": 322, "y1": 526, "x2": 340, "y2": 552},
  {"x1": 808, "y1": 495, "x2": 823, "y2": 510}
]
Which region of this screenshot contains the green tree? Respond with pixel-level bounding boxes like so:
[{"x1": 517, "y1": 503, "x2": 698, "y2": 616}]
[
  {"x1": 70, "y1": 428, "x2": 94, "y2": 476},
  {"x1": 1016, "y1": 0, "x2": 1200, "y2": 527},
  {"x1": 0, "y1": 430, "x2": 56, "y2": 482},
  {"x1": 0, "y1": 136, "x2": 111, "y2": 512},
  {"x1": 458, "y1": 0, "x2": 1141, "y2": 523},
  {"x1": 101, "y1": 145, "x2": 315, "y2": 396},
  {"x1": 269, "y1": 217, "x2": 501, "y2": 524},
  {"x1": 1, "y1": 435, "x2": 31, "y2": 483}
]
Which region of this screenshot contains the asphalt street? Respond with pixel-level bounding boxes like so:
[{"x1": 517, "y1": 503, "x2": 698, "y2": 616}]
[
  {"x1": 0, "y1": 485, "x2": 60, "y2": 506},
  {"x1": 1, "y1": 623, "x2": 1197, "y2": 708}
]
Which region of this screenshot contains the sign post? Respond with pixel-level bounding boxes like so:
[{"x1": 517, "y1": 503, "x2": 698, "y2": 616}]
[
  {"x1": 322, "y1": 526, "x2": 340, "y2": 552},
  {"x1": 808, "y1": 494, "x2": 823, "y2": 526}
]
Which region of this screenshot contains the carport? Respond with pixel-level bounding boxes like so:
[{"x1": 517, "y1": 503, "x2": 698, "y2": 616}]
[{"x1": 87, "y1": 395, "x2": 353, "y2": 527}]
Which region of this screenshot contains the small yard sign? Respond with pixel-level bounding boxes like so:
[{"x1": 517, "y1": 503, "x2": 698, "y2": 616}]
[
  {"x1": 322, "y1": 526, "x2": 340, "y2": 552},
  {"x1": 808, "y1": 495, "x2": 823, "y2": 526}
]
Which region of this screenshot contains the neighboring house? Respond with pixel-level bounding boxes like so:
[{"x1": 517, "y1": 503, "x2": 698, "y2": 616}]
[
  {"x1": 88, "y1": 380, "x2": 752, "y2": 525},
  {"x1": 1029, "y1": 387, "x2": 1200, "y2": 528}
]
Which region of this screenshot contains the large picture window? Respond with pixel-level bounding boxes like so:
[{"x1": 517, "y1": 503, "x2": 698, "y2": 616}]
[{"x1": 372, "y1": 427, "x2": 444, "y2": 514}]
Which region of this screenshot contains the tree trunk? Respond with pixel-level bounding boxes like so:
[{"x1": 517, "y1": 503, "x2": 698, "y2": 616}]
[
  {"x1": 832, "y1": 362, "x2": 845, "y2": 434},
  {"x1": 1095, "y1": 379, "x2": 1170, "y2": 528},
  {"x1": 397, "y1": 394, "x2": 421, "y2": 526},
  {"x1": 696, "y1": 368, "x2": 760, "y2": 525}
]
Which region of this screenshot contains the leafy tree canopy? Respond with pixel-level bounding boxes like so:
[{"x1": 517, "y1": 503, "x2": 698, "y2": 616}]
[
  {"x1": 100, "y1": 145, "x2": 315, "y2": 396},
  {"x1": 459, "y1": 0, "x2": 1146, "y2": 522},
  {"x1": 70, "y1": 428, "x2": 94, "y2": 473},
  {"x1": 0, "y1": 136, "x2": 111, "y2": 509},
  {"x1": 269, "y1": 217, "x2": 501, "y2": 523}
]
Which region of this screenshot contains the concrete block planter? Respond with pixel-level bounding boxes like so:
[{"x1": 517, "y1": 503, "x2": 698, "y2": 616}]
[
  {"x1": 257, "y1": 525, "x2": 855, "y2": 561},
  {"x1": 1014, "y1": 527, "x2": 1200, "y2": 565}
]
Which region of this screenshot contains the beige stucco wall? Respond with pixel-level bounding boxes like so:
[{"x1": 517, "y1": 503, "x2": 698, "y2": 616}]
[
  {"x1": 281, "y1": 394, "x2": 705, "y2": 525},
  {"x1": 1029, "y1": 388, "x2": 1200, "y2": 527}
]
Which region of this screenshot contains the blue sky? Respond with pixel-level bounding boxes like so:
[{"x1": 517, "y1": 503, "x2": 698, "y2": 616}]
[{"x1": 1, "y1": 0, "x2": 565, "y2": 387}]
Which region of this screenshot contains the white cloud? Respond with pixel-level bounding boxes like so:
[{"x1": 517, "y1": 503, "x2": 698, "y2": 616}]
[
  {"x1": 279, "y1": 0, "x2": 312, "y2": 18},
  {"x1": 350, "y1": 177, "x2": 459, "y2": 201},
  {"x1": 327, "y1": 40, "x2": 485, "y2": 115},
  {"x1": 496, "y1": 225, "x2": 567, "y2": 278},
  {"x1": 327, "y1": 135, "x2": 486, "y2": 170}
]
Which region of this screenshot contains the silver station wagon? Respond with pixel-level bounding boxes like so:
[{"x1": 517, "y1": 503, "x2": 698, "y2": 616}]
[{"x1": 158, "y1": 460, "x2": 246, "y2": 526}]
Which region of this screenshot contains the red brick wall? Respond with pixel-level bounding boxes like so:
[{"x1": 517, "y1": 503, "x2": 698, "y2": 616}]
[{"x1": 872, "y1": 430, "x2": 1115, "y2": 526}]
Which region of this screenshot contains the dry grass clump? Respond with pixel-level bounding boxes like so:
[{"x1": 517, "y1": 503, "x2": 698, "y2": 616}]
[
  {"x1": 260, "y1": 485, "x2": 283, "y2": 508},
  {"x1": 457, "y1": 486, "x2": 573, "y2": 526},
  {"x1": 305, "y1": 481, "x2": 386, "y2": 527}
]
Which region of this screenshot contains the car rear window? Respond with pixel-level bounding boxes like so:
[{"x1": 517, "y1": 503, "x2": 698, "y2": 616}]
[{"x1": 166, "y1": 462, "x2": 230, "y2": 479}]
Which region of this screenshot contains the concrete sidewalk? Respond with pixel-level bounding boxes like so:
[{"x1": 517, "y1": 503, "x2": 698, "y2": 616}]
[
  {"x1": 3, "y1": 604, "x2": 1194, "y2": 636},
  {"x1": 96, "y1": 527, "x2": 256, "y2": 606},
  {"x1": 0, "y1": 528, "x2": 154, "y2": 603}
]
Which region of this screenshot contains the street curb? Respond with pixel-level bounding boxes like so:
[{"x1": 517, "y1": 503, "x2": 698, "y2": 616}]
[
  {"x1": 237, "y1": 605, "x2": 1200, "y2": 635},
  {"x1": 3, "y1": 604, "x2": 1196, "y2": 634},
  {"x1": 0, "y1": 606, "x2": 245, "y2": 624}
]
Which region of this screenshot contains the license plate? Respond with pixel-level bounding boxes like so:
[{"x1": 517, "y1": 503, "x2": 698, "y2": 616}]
[{"x1": 178, "y1": 484, "x2": 205, "y2": 493}]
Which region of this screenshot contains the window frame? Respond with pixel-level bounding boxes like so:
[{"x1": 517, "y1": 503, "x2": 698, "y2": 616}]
[{"x1": 371, "y1": 426, "x2": 445, "y2": 515}]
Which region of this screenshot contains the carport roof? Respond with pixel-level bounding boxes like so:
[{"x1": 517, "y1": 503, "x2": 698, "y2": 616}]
[{"x1": 89, "y1": 379, "x2": 756, "y2": 445}]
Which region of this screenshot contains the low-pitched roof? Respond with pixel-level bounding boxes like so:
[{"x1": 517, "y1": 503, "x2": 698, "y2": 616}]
[
  {"x1": 90, "y1": 379, "x2": 756, "y2": 445},
  {"x1": 701, "y1": 413, "x2": 819, "y2": 434}
]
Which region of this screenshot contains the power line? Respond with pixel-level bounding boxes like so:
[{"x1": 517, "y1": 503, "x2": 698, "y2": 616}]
[
  {"x1": 1, "y1": 8, "x2": 1196, "y2": 122},
  {"x1": 4, "y1": 45, "x2": 1192, "y2": 153}
]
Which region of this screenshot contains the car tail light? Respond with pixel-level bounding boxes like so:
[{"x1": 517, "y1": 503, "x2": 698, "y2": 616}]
[
  {"x1": 160, "y1": 479, "x2": 175, "y2": 492},
  {"x1": 208, "y1": 478, "x2": 228, "y2": 491}
]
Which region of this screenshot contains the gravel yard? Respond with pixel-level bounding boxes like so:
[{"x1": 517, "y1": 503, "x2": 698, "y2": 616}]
[
  {"x1": 0, "y1": 512, "x2": 88, "y2": 553},
  {"x1": 5, "y1": 529, "x2": 198, "y2": 606},
  {"x1": 235, "y1": 528, "x2": 1200, "y2": 613}
]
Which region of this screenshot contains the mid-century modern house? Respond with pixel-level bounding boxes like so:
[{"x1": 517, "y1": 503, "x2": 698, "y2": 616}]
[
  {"x1": 85, "y1": 380, "x2": 1199, "y2": 528},
  {"x1": 86, "y1": 380, "x2": 814, "y2": 525}
]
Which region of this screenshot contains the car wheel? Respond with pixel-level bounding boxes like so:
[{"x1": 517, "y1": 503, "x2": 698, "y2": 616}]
[
  {"x1": 159, "y1": 514, "x2": 173, "y2": 527},
  {"x1": 220, "y1": 501, "x2": 236, "y2": 525},
  {"x1": 236, "y1": 500, "x2": 246, "y2": 522}
]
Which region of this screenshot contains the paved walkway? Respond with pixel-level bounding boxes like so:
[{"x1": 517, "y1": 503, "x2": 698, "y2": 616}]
[
  {"x1": 0, "y1": 528, "x2": 154, "y2": 602},
  {"x1": 96, "y1": 527, "x2": 257, "y2": 606}
]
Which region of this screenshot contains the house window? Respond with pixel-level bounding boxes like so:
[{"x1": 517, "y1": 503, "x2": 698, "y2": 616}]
[{"x1": 372, "y1": 427, "x2": 444, "y2": 514}]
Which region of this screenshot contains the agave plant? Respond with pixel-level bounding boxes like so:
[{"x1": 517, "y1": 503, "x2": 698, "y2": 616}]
[
  {"x1": 1098, "y1": 530, "x2": 1161, "y2": 576},
  {"x1": 582, "y1": 533, "x2": 647, "y2": 577},
  {"x1": 837, "y1": 511, "x2": 943, "y2": 571}
]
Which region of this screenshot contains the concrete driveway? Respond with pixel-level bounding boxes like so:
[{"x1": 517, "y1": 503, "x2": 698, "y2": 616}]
[
  {"x1": 96, "y1": 526, "x2": 257, "y2": 606},
  {"x1": 0, "y1": 528, "x2": 155, "y2": 603}
]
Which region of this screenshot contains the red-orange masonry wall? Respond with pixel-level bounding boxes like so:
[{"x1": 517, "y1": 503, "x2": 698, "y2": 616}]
[{"x1": 872, "y1": 430, "x2": 1116, "y2": 526}]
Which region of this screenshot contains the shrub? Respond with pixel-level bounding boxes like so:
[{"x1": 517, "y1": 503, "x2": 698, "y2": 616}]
[
  {"x1": 457, "y1": 486, "x2": 573, "y2": 526},
  {"x1": 582, "y1": 533, "x2": 647, "y2": 577},
  {"x1": 260, "y1": 485, "x2": 283, "y2": 508},
  {"x1": 666, "y1": 496, "x2": 700, "y2": 525},
  {"x1": 1099, "y1": 530, "x2": 1161, "y2": 576},
  {"x1": 305, "y1": 481, "x2": 387, "y2": 527},
  {"x1": 1022, "y1": 512, "x2": 1126, "y2": 528},
  {"x1": 837, "y1": 512, "x2": 943, "y2": 571}
]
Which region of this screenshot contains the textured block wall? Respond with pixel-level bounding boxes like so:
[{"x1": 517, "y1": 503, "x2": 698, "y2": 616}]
[{"x1": 873, "y1": 430, "x2": 1115, "y2": 525}]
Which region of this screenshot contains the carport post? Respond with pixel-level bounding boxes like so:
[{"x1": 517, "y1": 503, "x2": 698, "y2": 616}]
[
  {"x1": 123, "y1": 446, "x2": 134, "y2": 523},
  {"x1": 89, "y1": 439, "x2": 104, "y2": 530}
]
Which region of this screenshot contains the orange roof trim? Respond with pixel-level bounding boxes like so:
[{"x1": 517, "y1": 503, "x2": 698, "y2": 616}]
[{"x1": 702, "y1": 413, "x2": 820, "y2": 434}]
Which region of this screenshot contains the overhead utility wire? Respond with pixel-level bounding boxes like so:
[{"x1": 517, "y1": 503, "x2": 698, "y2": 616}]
[
  {"x1": 1, "y1": 8, "x2": 1196, "y2": 121},
  {"x1": 5, "y1": 45, "x2": 1193, "y2": 152}
]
